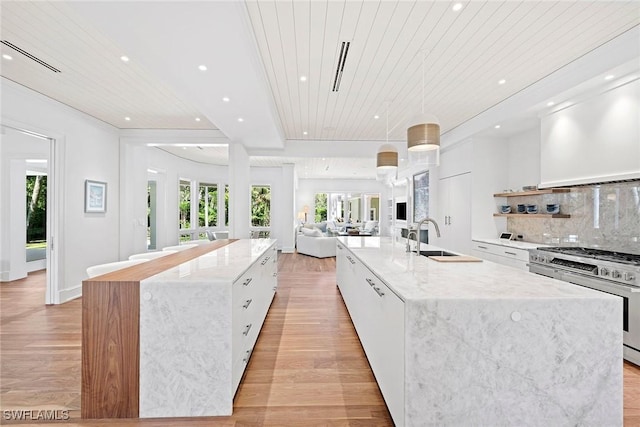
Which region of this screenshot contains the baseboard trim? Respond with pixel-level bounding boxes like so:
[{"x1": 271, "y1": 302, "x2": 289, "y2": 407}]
[{"x1": 59, "y1": 285, "x2": 82, "y2": 303}]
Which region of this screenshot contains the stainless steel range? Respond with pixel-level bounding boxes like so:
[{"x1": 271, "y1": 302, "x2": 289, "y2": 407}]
[{"x1": 529, "y1": 247, "x2": 640, "y2": 365}]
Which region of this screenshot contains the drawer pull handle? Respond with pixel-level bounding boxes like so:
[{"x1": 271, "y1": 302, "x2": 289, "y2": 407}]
[
  {"x1": 346, "y1": 256, "x2": 356, "y2": 265},
  {"x1": 505, "y1": 251, "x2": 517, "y2": 256},
  {"x1": 373, "y1": 287, "x2": 385, "y2": 297},
  {"x1": 243, "y1": 323, "x2": 253, "y2": 336},
  {"x1": 365, "y1": 278, "x2": 375, "y2": 287},
  {"x1": 243, "y1": 278, "x2": 253, "y2": 286},
  {"x1": 243, "y1": 299, "x2": 252, "y2": 309},
  {"x1": 261, "y1": 256, "x2": 271, "y2": 265},
  {"x1": 477, "y1": 245, "x2": 488, "y2": 249},
  {"x1": 243, "y1": 348, "x2": 253, "y2": 363},
  {"x1": 273, "y1": 272, "x2": 277, "y2": 277},
  {"x1": 273, "y1": 286, "x2": 277, "y2": 291},
  {"x1": 337, "y1": 245, "x2": 343, "y2": 250}
]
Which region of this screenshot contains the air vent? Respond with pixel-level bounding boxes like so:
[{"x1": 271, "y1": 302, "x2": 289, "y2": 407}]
[
  {"x1": 332, "y1": 41, "x2": 350, "y2": 92},
  {"x1": 1, "y1": 40, "x2": 61, "y2": 73}
]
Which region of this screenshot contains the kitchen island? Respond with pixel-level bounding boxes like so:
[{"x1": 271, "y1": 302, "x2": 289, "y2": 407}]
[
  {"x1": 82, "y1": 239, "x2": 278, "y2": 419},
  {"x1": 336, "y1": 236, "x2": 621, "y2": 426}
]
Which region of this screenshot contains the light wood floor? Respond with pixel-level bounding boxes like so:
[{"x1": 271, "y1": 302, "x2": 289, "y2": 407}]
[{"x1": 2, "y1": 253, "x2": 640, "y2": 426}]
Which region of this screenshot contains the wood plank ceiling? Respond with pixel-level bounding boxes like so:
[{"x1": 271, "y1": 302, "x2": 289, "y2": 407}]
[{"x1": 245, "y1": 0, "x2": 640, "y2": 142}]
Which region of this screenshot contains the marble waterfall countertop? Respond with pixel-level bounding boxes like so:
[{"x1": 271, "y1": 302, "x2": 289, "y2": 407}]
[
  {"x1": 337, "y1": 236, "x2": 622, "y2": 425},
  {"x1": 142, "y1": 238, "x2": 277, "y2": 283},
  {"x1": 337, "y1": 236, "x2": 608, "y2": 302}
]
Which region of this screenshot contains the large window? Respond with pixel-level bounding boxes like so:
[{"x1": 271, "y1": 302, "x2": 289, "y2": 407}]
[
  {"x1": 179, "y1": 179, "x2": 191, "y2": 229},
  {"x1": 315, "y1": 193, "x2": 327, "y2": 222},
  {"x1": 198, "y1": 183, "x2": 218, "y2": 227},
  {"x1": 224, "y1": 185, "x2": 229, "y2": 226},
  {"x1": 251, "y1": 185, "x2": 271, "y2": 226}
]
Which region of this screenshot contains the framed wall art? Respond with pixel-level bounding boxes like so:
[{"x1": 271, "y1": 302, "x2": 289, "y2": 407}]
[{"x1": 85, "y1": 180, "x2": 107, "y2": 213}]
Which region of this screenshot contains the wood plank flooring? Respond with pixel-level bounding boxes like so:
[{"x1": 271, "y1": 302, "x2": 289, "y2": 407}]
[{"x1": 2, "y1": 253, "x2": 640, "y2": 425}]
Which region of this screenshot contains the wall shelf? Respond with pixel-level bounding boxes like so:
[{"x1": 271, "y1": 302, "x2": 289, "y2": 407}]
[
  {"x1": 493, "y1": 213, "x2": 570, "y2": 218},
  {"x1": 493, "y1": 188, "x2": 570, "y2": 197}
]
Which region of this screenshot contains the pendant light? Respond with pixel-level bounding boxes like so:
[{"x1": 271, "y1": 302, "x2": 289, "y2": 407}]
[
  {"x1": 407, "y1": 52, "x2": 440, "y2": 156},
  {"x1": 377, "y1": 103, "x2": 398, "y2": 171}
]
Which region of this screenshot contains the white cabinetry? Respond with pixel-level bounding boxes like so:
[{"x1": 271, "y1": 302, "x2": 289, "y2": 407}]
[
  {"x1": 336, "y1": 242, "x2": 405, "y2": 426},
  {"x1": 472, "y1": 241, "x2": 529, "y2": 270},
  {"x1": 436, "y1": 172, "x2": 471, "y2": 255},
  {"x1": 231, "y1": 244, "x2": 277, "y2": 393}
]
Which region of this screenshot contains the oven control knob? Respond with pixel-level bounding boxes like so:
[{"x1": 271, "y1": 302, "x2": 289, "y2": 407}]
[
  {"x1": 624, "y1": 272, "x2": 636, "y2": 281},
  {"x1": 600, "y1": 267, "x2": 609, "y2": 276},
  {"x1": 611, "y1": 270, "x2": 621, "y2": 279}
]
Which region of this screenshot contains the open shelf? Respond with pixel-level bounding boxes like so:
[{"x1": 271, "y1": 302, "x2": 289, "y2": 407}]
[
  {"x1": 493, "y1": 188, "x2": 570, "y2": 197},
  {"x1": 493, "y1": 213, "x2": 570, "y2": 218}
]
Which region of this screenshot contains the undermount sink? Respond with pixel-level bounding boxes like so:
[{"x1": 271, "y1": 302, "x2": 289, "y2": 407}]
[{"x1": 419, "y1": 250, "x2": 457, "y2": 257}]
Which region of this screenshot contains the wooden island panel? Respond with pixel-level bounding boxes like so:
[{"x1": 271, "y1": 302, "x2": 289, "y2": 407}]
[{"x1": 81, "y1": 240, "x2": 237, "y2": 419}]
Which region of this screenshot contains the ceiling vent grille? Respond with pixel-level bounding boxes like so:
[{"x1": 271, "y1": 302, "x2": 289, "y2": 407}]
[
  {"x1": 1, "y1": 40, "x2": 61, "y2": 73},
  {"x1": 332, "y1": 41, "x2": 350, "y2": 92}
]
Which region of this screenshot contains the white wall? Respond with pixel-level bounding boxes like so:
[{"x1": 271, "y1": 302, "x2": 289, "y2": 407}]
[
  {"x1": 1, "y1": 78, "x2": 120, "y2": 302},
  {"x1": 507, "y1": 126, "x2": 541, "y2": 191}
]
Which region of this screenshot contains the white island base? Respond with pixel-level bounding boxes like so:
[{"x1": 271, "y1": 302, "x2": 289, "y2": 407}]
[{"x1": 337, "y1": 237, "x2": 622, "y2": 426}]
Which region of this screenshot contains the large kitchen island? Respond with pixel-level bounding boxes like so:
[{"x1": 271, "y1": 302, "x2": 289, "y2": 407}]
[{"x1": 336, "y1": 236, "x2": 622, "y2": 426}]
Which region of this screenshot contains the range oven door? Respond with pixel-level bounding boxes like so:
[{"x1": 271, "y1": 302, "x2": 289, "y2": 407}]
[{"x1": 561, "y1": 270, "x2": 640, "y2": 354}]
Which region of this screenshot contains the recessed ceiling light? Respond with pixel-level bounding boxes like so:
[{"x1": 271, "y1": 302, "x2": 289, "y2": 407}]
[
  {"x1": 195, "y1": 117, "x2": 201, "y2": 122},
  {"x1": 303, "y1": 131, "x2": 308, "y2": 135},
  {"x1": 374, "y1": 115, "x2": 380, "y2": 119},
  {"x1": 322, "y1": 157, "x2": 326, "y2": 161},
  {"x1": 182, "y1": 147, "x2": 187, "y2": 150},
  {"x1": 452, "y1": 3, "x2": 463, "y2": 12},
  {"x1": 547, "y1": 101, "x2": 555, "y2": 107},
  {"x1": 120, "y1": 55, "x2": 129, "y2": 63},
  {"x1": 604, "y1": 74, "x2": 615, "y2": 80},
  {"x1": 2, "y1": 54, "x2": 13, "y2": 60},
  {"x1": 198, "y1": 65, "x2": 208, "y2": 71},
  {"x1": 222, "y1": 97, "x2": 230, "y2": 102},
  {"x1": 299, "y1": 75, "x2": 307, "y2": 82},
  {"x1": 237, "y1": 118, "x2": 244, "y2": 122},
  {"x1": 124, "y1": 117, "x2": 131, "y2": 121},
  {"x1": 498, "y1": 79, "x2": 506, "y2": 85},
  {"x1": 495, "y1": 125, "x2": 501, "y2": 129}
]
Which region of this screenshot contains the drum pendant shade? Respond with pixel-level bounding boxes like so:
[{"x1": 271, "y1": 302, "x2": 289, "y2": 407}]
[{"x1": 407, "y1": 122, "x2": 440, "y2": 151}]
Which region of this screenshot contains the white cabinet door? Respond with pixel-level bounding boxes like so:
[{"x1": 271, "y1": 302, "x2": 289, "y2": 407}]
[{"x1": 436, "y1": 172, "x2": 471, "y2": 254}]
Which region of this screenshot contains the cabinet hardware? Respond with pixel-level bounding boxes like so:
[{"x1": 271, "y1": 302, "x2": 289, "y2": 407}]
[
  {"x1": 337, "y1": 245, "x2": 343, "y2": 250},
  {"x1": 242, "y1": 323, "x2": 253, "y2": 336},
  {"x1": 261, "y1": 256, "x2": 271, "y2": 265},
  {"x1": 272, "y1": 272, "x2": 277, "y2": 277},
  {"x1": 243, "y1": 348, "x2": 253, "y2": 363},
  {"x1": 272, "y1": 286, "x2": 277, "y2": 291},
  {"x1": 477, "y1": 245, "x2": 488, "y2": 250},
  {"x1": 242, "y1": 299, "x2": 252, "y2": 309},
  {"x1": 242, "y1": 278, "x2": 253, "y2": 286},
  {"x1": 365, "y1": 278, "x2": 375, "y2": 287},
  {"x1": 505, "y1": 251, "x2": 517, "y2": 256},
  {"x1": 448, "y1": 216, "x2": 452, "y2": 225},
  {"x1": 346, "y1": 256, "x2": 356, "y2": 265},
  {"x1": 373, "y1": 287, "x2": 385, "y2": 297}
]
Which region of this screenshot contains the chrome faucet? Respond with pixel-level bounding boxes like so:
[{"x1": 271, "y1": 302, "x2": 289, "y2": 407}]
[
  {"x1": 406, "y1": 230, "x2": 418, "y2": 252},
  {"x1": 412, "y1": 218, "x2": 441, "y2": 255}
]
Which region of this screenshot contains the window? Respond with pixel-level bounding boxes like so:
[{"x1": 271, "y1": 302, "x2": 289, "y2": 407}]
[
  {"x1": 179, "y1": 179, "x2": 191, "y2": 229},
  {"x1": 251, "y1": 185, "x2": 270, "y2": 226},
  {"x1": 315, "y1": 193, "x2": 327, "y2": 222},
  {"x1": 198, "y1": 183, "x2": 218, "y2": 227},
  {"x1": 224, "y1": 185, "x2": 229, "y2": 226}
]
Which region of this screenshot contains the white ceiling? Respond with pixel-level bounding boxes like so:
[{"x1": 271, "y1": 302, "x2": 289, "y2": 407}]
[{"x1": 1, "y1": 1, "x2": 639, "y2": 178}]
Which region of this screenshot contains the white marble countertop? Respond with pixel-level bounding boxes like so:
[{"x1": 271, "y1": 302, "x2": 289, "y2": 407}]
[
  {"x1": 145, "y1": 239, "x2": 276, "y2": 283},
  {"x1": 473, "y1": 237, "x2": 548, "y2": 250},
  {"x1": 337, "y1": 237, "x2": 616, "y2": 303}
]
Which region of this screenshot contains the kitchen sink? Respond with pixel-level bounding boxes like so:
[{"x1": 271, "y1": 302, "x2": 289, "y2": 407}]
[{"x1": 419, "y1": 250, "x2": 457, "y2": 257}]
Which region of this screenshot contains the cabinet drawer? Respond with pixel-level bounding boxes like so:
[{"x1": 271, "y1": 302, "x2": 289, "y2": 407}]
[{"x1": 473, "y1": 242, "x2": 529, "y2": 262}]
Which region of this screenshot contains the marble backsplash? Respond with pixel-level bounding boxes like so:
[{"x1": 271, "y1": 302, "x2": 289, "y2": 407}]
[{"x1": 504, "y1": 180, "x2": 640, "y2": 254}]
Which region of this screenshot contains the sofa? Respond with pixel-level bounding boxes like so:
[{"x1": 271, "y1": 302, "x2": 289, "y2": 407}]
[{"x1": 296, "y1": 222, "x2": 337, "y2": 258}]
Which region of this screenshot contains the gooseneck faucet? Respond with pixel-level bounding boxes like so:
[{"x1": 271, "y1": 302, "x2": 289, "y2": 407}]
[
  {"x1": 406, "y1": 230, "x2": 418, "y2": 252},
  {"x1": 412, "y1": 217, "x2": 441, "y2": 255}
]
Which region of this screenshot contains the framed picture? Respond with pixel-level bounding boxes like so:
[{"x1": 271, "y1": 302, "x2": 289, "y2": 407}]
[{"x1": 85, "y1": 180, "x2": 107, "y2": 213}]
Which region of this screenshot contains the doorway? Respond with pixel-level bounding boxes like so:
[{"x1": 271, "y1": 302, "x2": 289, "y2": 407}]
[{"x1": 1, "y1": 124, "x2": 58, "y2": 304}]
